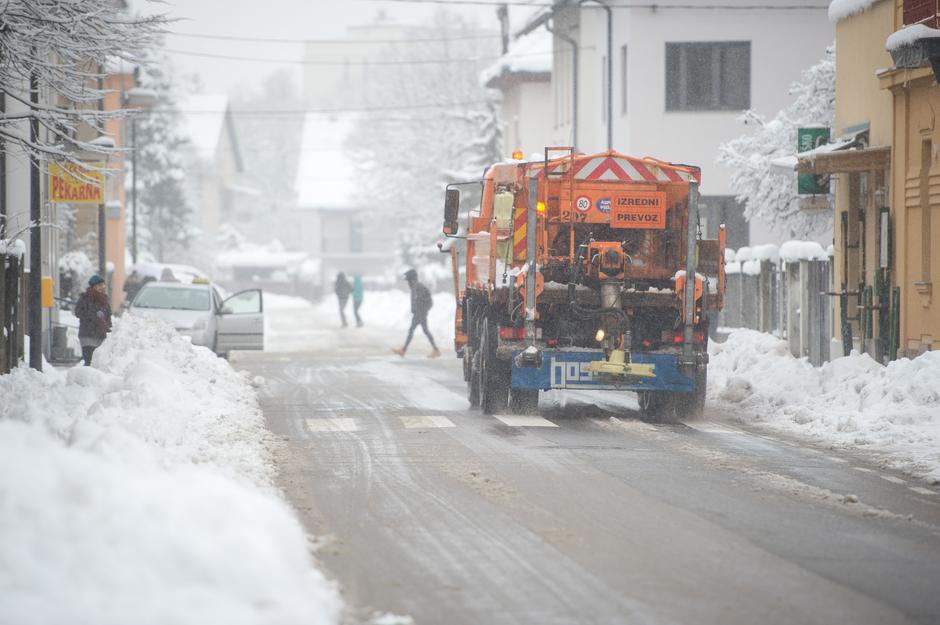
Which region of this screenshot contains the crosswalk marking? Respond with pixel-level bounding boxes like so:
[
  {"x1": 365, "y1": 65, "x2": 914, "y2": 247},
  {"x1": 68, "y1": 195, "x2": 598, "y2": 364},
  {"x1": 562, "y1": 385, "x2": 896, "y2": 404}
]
[
  {"x1": 688, "y1": 421, "x2": 742, "y2": 434},
  {"x1": 400, "y1": 415, "x2": 456, "y2": 429},
  {"x1": 909, "y1": 486, "x2": 937, "y2": 496},
  {"x1": 880, "y1": 475, "x2": 907, "y2": 485},
  {"x1": 305, "y1": 418, "x2": 359, "y2": 433},
  {"x1": 494, "y1": 415, "x2": 558, "y2": 428}
]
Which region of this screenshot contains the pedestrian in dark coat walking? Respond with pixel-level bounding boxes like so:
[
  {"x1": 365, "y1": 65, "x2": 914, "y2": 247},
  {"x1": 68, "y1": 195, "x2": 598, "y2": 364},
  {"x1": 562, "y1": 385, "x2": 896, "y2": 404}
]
[
  {"x1": 74, "y1": 274, "x2": 112, "y2": 365},
  {"x1": 334, "y1": 272, "x2": 352, "y2": 327},
  {"x1": 393, "y1": 268, "x2": 440, "y2": 358}
]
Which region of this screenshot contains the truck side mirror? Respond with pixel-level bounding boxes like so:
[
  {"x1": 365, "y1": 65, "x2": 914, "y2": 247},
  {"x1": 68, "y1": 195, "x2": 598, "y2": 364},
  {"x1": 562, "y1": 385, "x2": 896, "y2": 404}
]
[{"x1": 443, "y1": 188, "x2": 460, "y2": 235}]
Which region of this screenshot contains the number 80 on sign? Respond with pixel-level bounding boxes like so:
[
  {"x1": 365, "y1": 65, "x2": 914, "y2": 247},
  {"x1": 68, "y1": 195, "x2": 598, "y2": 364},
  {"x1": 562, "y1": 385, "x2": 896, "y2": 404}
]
[{"x1": 575, "y1": 196, "x2": 591, "y2": 212}]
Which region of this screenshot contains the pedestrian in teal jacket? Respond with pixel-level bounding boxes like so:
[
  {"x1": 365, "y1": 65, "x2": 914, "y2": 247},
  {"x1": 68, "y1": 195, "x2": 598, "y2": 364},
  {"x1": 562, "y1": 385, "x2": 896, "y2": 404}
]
[{"x1": 352, "y1": 274, "x2": 364, "y2": 327}]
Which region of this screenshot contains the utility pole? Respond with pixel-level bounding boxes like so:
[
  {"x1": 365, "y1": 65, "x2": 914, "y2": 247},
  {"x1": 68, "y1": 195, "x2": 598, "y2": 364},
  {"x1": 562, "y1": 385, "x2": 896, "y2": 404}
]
[
  {"x1": 497, "y1": 4, "x2": 509, "y2": 55},
  {"x1": 1, "y1": 91, "x2": 6, "y2": 238},
  {"x1": 28, "y1": 66, "x2": 42, "y2": 371},
  {"x1": 131, "y1": 117, "x2": 138, "y2": 265}
]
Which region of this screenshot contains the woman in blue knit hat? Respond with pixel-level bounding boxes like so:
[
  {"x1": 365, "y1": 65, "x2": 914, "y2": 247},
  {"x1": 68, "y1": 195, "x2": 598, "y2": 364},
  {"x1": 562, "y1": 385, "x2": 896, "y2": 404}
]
[{"x1": 74, "y1": 274, "x2": 112, "y2": 365}]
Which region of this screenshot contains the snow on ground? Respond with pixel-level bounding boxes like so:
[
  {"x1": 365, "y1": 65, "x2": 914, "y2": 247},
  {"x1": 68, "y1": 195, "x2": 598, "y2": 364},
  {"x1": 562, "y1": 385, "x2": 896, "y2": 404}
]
[
  {"x1": 709, "y1": 329, "x2": 940, "y2": 481},
  {"x1": 265, "y1": 289, "x2": 455, "y2": 356},
  {"x1": 0, "y1": 315, "x2": 341, "y2": 625}
]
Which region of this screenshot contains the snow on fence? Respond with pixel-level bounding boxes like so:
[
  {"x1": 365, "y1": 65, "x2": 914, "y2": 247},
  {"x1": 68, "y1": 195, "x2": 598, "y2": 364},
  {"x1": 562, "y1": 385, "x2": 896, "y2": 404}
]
[{"x1": 720, "y1": 241, "x2": 832, "y2": 366}]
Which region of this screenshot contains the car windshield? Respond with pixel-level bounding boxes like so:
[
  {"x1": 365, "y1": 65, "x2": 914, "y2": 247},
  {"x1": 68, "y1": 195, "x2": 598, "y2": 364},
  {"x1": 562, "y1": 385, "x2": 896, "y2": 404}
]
[{"x1": 133, "y1": 286, "x2": 210, "y2": 311}]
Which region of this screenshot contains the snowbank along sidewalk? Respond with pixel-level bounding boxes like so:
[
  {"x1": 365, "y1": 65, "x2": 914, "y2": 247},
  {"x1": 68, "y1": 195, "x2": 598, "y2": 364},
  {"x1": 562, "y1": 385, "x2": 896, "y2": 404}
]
[
  {"x1": 0, "y1": 315, "x2": 341, "y2": 625},
  {"x1": 709, "y1": 329, "x2": 940, "y2": 482}
]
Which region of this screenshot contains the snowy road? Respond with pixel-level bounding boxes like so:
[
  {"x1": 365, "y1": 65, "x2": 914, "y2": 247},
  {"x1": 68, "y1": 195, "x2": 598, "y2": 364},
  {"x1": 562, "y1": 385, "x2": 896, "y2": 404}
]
[{"x1": 233, "y1": 296, "x2": 940, "y2": 625}]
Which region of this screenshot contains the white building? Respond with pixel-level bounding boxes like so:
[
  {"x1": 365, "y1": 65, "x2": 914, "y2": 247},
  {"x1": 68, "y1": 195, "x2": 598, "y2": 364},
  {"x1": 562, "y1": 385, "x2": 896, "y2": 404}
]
[
  {"x1": 520, "y1": 0, "x2": 834, "y2": 248},
  {"x1": 482, "y1": 28, "x2": 554, "y2": 158},
  {"x1": 177, "y1": 94, "x2": 260, "y2": 266},
  {"x1": 289, "y1": 114, "x2": 398, "y2": 293}
]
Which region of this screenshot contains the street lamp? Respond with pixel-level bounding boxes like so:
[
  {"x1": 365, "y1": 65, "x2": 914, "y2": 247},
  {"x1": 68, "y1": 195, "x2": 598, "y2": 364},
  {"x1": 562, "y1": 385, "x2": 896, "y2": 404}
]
[{"x1": 122, "y1": 85, "x2": 156, "y2": 266}]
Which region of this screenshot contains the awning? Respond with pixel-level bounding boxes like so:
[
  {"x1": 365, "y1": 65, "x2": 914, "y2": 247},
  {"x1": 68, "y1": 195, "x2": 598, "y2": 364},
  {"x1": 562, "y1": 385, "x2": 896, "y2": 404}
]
[
  {"x1": 795, "y1": 145, "x2": 890, "y2": 175},
  {"x1": 770, "y1": 130, "x2": 890, "y2": 175}
]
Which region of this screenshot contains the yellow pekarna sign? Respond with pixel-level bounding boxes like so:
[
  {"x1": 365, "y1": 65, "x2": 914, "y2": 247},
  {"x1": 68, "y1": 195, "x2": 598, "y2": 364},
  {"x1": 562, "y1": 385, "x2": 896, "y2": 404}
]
[{"x1": 48, "y1": 162, "x2": 105, "y2": 204}]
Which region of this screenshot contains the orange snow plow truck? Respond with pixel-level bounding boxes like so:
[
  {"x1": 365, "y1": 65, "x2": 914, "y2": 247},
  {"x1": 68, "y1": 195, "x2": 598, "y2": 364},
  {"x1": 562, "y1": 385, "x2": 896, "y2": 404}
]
[{"x1": 441, "y1": 148, "x2": 726, "y2": 421}]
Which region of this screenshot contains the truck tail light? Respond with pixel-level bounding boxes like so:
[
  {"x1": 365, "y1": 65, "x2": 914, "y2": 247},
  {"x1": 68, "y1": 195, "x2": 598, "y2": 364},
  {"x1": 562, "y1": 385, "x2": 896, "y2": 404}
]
[
  {"x1": 499, "y1": 326, "x2": 542, "y2": 340},
  {"x1": 666, "y1": 330, "x2": 706, "y2": 345},
  {"x1": 499, "y1": 326, "x2": 525, "y2": 340}
]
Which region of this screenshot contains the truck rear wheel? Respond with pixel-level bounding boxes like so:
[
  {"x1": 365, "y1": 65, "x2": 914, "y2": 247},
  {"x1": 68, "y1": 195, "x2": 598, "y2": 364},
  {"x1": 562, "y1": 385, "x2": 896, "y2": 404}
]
[
  {"x1": 480, "y1": 319, "x2": 509, "y2": 414},
  {"x1": 509, "y1": 388, "x2": 539, "y2": 414},
  {"x1": 637, "y1": 391, "x2": 677, "y2": 424},
  {"x1": 674, "y1": 369, "x2": 706, "y2": 419}
]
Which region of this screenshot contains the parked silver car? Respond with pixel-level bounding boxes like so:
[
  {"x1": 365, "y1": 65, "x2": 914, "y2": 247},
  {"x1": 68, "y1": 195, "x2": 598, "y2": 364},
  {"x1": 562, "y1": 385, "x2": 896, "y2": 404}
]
[{"x1": 128, "y1": 280, "x2": 263, "y2": 356}]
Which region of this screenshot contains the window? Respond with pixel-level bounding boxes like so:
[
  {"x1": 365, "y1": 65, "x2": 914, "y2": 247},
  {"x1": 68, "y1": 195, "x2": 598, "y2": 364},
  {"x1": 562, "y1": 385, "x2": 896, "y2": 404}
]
[
  {"x1": 621, "y1": 45, "x2": 628, "y2": 115},
  {"x1": 133, "y1": 286, "x2": 210, "y2": 311},
  {"x1": 904, "y1": 0, "x2": 939, "y2": 27},
  {"x1": 665, "y1": 42, "x2": 750, "y2": 111}
]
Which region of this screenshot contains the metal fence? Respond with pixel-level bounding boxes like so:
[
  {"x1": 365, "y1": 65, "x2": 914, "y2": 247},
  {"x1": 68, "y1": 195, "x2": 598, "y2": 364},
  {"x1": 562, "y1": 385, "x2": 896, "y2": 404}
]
[
  {"x1": 720, "y1": 258, "x2": 832, "y2": 366},
  {"x1": 0, "y1": 252, "x2": 25, "y2": 374}
]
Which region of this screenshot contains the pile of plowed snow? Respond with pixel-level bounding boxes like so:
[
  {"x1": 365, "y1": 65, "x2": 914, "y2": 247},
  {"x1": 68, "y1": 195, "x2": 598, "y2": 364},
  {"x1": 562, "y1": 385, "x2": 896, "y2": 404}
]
[
  {"x1": 0, "y1": 314, "x2": 341, "y2": 625},
  {"x1": 709, "y1": 329, "x2": 940, "y2": 481}
]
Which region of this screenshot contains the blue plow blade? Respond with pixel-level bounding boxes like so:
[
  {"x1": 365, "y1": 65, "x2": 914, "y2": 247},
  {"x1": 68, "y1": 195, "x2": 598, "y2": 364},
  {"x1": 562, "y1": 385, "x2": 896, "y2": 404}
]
[{"x1": 511, "y1": 349, "x2": 694, "y2": 393}]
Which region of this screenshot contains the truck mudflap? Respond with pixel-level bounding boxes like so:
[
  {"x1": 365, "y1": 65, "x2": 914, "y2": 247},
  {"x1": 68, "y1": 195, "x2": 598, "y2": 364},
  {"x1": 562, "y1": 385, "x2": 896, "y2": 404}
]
[{"x1": 510, "y1": 349, "x2": 694, "y2": 393}]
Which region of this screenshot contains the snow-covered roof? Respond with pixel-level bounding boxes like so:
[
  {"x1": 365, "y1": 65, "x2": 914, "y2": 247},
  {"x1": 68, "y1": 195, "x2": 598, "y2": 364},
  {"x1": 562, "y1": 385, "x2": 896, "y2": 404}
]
[
  {"x1": 770, "y1": 137, "x2": 857, "y2": 171},
  {"x1": 886, "y1": 24, "x2": 940, "y2": 51},
  {"x1": 177, "y1": 94, "x2": 231, "y2": 160},
  {"x1": 828, "y1": 0, "x2": 882, "y2": 22},
  {"x1": 295, "y1": 114, "x2": 358, "y2": 210},
  {"x1": 481, "y1": 29, "x2": 552, "y2": 88}
]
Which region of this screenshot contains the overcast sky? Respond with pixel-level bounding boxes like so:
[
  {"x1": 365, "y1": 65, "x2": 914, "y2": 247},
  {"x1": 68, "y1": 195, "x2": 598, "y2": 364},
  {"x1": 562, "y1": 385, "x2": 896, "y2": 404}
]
[{"x1": 147, "y1": 0, "x2": 539, "y2": 96}]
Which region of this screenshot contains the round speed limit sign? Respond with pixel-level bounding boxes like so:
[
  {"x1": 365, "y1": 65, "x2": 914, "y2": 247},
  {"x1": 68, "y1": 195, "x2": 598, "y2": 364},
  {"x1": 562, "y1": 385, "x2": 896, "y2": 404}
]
[{"x1": 575, "y1": 196, "x2": 591, "y2": 212}]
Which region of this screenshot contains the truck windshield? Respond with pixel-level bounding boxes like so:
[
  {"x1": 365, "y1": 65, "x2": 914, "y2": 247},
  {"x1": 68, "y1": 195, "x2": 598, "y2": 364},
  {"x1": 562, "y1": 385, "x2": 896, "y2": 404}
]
[{"x1": 133, "y1": 286, "x2": 210, "y2": 311}]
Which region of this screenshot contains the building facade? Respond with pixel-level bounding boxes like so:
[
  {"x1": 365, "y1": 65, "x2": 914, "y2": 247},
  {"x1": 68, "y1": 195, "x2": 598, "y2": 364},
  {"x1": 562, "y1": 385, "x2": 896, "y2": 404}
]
[
  {"x1": 878, "y1": 0, "x2": 940, "y2": 356},
  {"x1": 482, "y1": 28, "x2": 554, "y2": 158},
  {"x1": 521, "y1": 0, "x2": 834, "y2": 248}
]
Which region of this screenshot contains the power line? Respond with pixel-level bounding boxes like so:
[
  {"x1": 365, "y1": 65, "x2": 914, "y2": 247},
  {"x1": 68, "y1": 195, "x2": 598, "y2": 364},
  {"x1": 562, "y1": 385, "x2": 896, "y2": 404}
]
[
  {"x1": 164, "y1": 47, "x2": 553, "y2": 66},
  {"x1": 166, "y1": 98, "x2": 493, "y2": 116},
  {"x1": 171, "y1": 31, "x2": 502, "y2": 45}
]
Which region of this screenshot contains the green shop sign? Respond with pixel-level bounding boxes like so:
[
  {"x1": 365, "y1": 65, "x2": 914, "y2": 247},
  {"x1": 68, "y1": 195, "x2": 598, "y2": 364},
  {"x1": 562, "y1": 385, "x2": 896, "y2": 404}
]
[{"x1": 798, "y1": 126, "x2": 830, "y2": 195}]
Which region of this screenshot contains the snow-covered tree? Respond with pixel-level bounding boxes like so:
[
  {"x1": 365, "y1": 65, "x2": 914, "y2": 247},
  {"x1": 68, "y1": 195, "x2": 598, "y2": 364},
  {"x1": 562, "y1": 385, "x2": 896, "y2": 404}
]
[
  {"x1": 348, "y1": 11, "x2": 502, "y2": 269},
  {"x1": 133, "y1": 50, "x2": 195, "y2": 262},
  {"x1": 0, "y1": 0, "x2": 165, "y2": 163},
  {"x1": 717, "y1": 46, "x2": 835, "y2": 238}
]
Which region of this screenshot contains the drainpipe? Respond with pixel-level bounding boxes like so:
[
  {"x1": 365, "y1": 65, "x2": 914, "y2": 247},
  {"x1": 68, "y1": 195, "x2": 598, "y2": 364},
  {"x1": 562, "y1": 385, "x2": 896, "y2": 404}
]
[{"x1": 546, "y1": 19, "x2": 578, "y2": 151}]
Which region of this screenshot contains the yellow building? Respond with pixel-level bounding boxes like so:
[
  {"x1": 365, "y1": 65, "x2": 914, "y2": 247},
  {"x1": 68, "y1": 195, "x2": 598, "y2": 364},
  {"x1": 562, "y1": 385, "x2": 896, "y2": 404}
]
[
  {"x1": 878, "y1": 0, "x2": 940, "y2": 356},
  {"x1": 798, "y1": 0, "x2": 895, "y2": 361}
]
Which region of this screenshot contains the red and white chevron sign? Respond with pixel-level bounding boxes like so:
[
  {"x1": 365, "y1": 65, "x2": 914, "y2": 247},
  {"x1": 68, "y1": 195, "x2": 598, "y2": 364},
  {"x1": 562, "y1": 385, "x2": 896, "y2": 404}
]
[{"x1": 536, "y1": 156, "x2": 694, "y2": 183}]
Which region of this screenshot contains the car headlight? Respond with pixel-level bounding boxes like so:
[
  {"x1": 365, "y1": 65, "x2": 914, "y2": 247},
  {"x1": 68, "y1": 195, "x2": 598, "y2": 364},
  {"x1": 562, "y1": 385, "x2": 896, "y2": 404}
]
[{"x1": 192, "y1": 318, "x2": 208, "y2": 330}]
